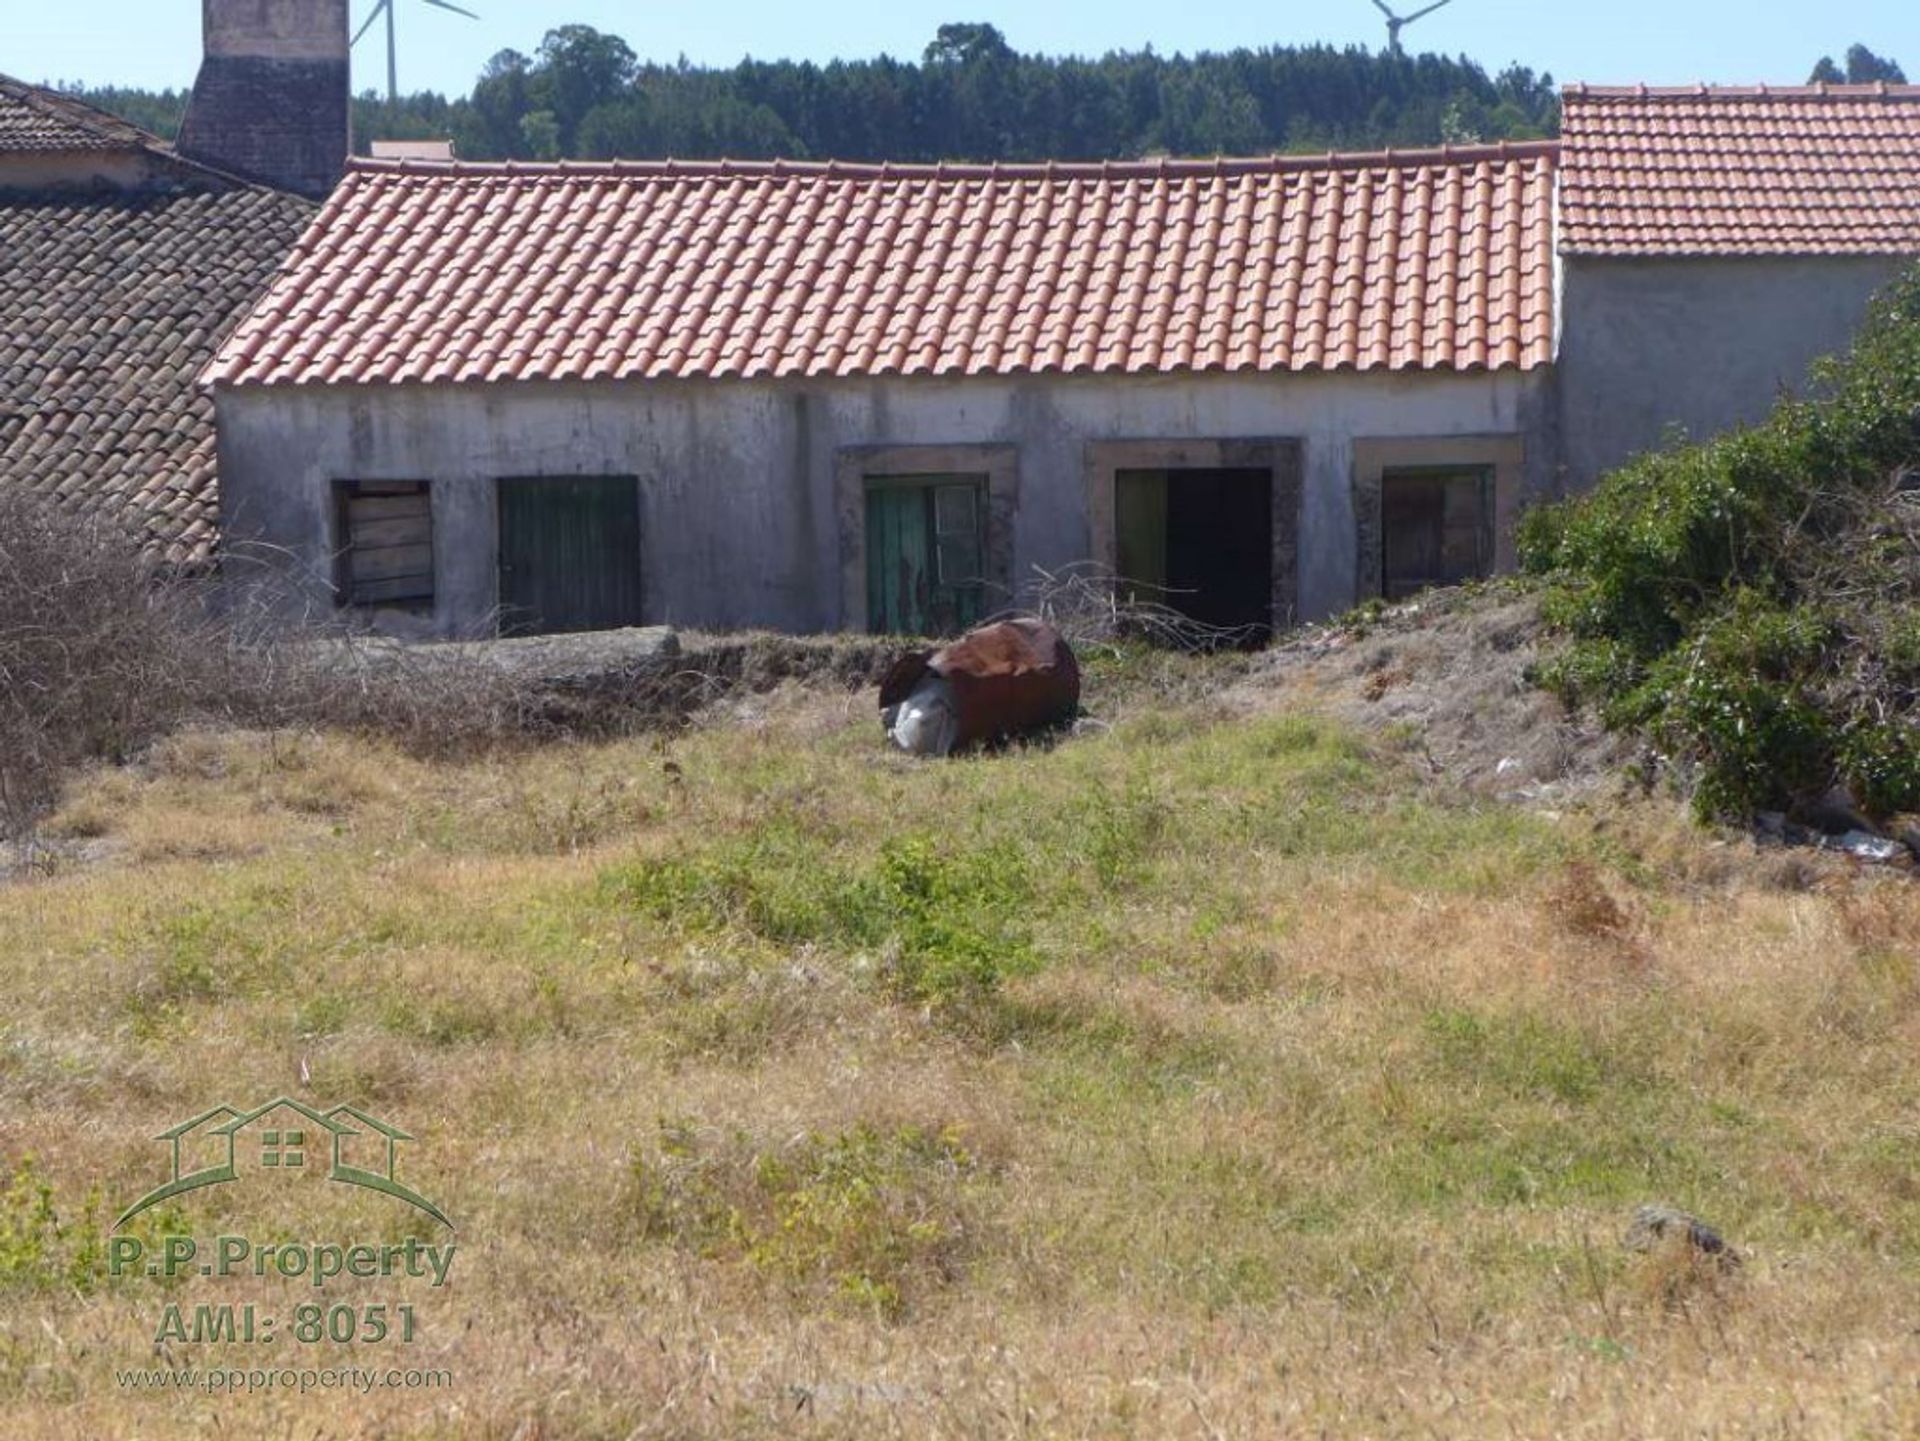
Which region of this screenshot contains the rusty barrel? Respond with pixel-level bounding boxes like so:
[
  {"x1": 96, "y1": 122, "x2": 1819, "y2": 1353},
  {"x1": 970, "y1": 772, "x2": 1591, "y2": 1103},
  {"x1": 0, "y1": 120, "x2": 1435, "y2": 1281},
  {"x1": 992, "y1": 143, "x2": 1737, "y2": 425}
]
[{"x1": 879, "y1": 618, "x2": 1081, "y2": 754}]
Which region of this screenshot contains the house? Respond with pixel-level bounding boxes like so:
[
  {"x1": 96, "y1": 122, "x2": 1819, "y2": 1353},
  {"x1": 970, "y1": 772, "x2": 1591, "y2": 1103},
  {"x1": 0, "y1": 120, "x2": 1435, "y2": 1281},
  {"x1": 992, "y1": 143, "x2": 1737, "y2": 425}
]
[
  {"x1": 202, "y1": 85, "x2": 1920, "y2": 639},
  {"x1": 209, "y1": 145, "x2": 1558, "y2": 635},
  {"x1": 0, "y1": 0, "x2": 345, "y2": 566},
  {"x1": 1556, "y1": 84, "x2": 1920, "y2": 486},
  {"x1": 149, "y1": 1104, "x2": 242, "y2": 1199}
]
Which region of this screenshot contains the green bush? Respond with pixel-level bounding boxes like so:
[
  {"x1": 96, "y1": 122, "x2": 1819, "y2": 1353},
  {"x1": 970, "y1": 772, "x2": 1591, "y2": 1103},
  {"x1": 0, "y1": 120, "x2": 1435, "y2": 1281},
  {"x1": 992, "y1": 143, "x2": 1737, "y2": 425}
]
[
  {"x1": 0, "y1": 1159, "x2": 103, "y2": 1295},
  {"x1": 603, "y1": 830, "x2": 1038, "y2": 1013},
  {"x1": 1523, "y1": 265, "x2": 1920, "y2": 819},
  {"x1": 624, "y1": 1118, "x2": 980, "y2": 1320}
]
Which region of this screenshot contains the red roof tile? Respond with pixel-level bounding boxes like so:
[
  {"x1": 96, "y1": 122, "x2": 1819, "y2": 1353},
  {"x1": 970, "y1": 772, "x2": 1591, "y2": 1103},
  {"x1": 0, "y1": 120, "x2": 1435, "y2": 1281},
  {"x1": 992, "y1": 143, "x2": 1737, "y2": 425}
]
[
  {"x1": 1561, "y1": 84, "x2": 1920, "y2": 256},
  {"x1": 208, "y1": 145, "x2": 1558, "y2": 388}
]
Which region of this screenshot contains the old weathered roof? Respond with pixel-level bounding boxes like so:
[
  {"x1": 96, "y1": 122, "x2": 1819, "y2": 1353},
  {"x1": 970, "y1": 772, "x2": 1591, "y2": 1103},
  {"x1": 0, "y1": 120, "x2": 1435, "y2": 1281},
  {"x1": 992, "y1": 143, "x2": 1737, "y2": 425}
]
[
  {"x1": 0, "y1": 73, "x2": 160, "y2": 153},
  {"x1": 0, "y1": 183, "x2": 315, "y2": 566},
  {"x1": 207, "y1": 144, "x2": 1559, "y2": 389},
  {"x1": 1560, "y1": 83, "x2": 1920, "y2": 256}
]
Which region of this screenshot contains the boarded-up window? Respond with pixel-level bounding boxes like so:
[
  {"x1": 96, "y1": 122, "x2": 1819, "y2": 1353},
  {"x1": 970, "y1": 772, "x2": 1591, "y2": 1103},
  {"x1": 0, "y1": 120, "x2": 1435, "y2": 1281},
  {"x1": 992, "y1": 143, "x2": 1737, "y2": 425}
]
[
  {"x1": 335, "y1": 481, "x2": 433, "y2": 609},
  {"x1": 865, "y1": 475, "x2": 988, "y2": 635},
  {"x1": 1380, "y1": 468, "x2": 1491, "y2": 601}
]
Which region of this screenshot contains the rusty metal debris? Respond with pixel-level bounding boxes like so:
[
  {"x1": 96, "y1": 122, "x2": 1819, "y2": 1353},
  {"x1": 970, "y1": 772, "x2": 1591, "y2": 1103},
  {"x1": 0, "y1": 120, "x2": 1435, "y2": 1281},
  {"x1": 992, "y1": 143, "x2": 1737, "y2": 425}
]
[{"x1": 880, "y1": 619, "x2": 1082, "y2": 757}]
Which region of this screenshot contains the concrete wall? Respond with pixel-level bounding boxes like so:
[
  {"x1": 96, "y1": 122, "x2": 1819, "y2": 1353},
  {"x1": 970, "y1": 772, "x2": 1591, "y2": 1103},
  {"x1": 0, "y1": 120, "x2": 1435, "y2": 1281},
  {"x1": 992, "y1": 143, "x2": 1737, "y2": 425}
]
[
  {"x1": 1558, "y1": 255, "x2": 1908, "y2": 491},
  {"x1": 0, "y1": 150, "x2": 174, "y2": 191},
  {"x1": 215, "y1": 367, "x2": 1555, "y2": 638},
  {"x1": 203, "y1": 0, "x2": 350, "y2": 61}
]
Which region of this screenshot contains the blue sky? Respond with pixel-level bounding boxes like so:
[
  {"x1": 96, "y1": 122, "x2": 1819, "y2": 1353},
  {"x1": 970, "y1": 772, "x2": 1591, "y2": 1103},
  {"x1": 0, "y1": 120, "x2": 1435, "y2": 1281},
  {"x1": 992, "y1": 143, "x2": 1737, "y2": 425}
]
[{"x1": 13, "y1": 1, "x2": 1919, "y2": 96}]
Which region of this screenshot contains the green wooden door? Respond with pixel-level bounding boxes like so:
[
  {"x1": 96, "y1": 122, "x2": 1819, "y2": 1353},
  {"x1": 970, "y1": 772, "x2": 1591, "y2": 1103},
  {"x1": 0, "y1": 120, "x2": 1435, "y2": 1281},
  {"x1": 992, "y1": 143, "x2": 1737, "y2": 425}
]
[
  {"x1": 497, "y1": 476, "x2": 643, "y2": 635},
  {"x1": 865, "y1": 477, "x2": 987, "y2": 635}
]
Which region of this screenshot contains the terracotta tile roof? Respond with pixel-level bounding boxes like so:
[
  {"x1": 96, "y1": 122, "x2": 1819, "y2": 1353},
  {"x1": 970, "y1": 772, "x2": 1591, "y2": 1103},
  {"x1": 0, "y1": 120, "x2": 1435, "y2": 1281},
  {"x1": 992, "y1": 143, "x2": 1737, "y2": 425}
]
[
  {"x1": 0, "y1": 184, "x2": 315, "y2": 566},
  {"x1": 0, "y1": 73, "x2": 161, "y2": 154},
  {"x1": 1561, "y1": 84, "x2": 1920, "y2": 256},
  {"x1": 208, "y1": 144, "x2": 1558, "y2": 388}
]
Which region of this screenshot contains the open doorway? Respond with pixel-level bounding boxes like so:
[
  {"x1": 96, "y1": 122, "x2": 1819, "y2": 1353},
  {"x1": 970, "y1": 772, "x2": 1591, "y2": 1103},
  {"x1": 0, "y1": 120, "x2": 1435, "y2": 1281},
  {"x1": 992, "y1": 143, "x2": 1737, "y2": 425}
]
[{"x1": 1115, "y1": 467, "x2": 1274, "y2": 642}]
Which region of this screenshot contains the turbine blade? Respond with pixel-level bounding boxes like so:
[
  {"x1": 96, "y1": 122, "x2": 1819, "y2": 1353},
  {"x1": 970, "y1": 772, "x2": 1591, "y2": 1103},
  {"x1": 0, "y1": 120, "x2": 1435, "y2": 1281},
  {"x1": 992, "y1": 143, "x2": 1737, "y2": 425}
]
[
  {"x1": 1371, "y1": 0, "x2": 1398, "y2": 17},
  {"x1": 420, "y1": 0, "x2": 481, "y2": 17},
  {"x1": 351, "y1": 0, "x2": 391, "y2": 47},
  {"x1": 1404, "y1": 0, "x2": 1454, "y2": 22}
]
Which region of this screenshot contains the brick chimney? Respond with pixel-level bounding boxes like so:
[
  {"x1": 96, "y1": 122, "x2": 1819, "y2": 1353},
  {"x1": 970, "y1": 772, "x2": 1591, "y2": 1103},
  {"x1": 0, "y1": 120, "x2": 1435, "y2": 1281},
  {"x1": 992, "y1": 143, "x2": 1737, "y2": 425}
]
[{"x1": 176, "y1": 0, "x2": 350, "y2": 198}]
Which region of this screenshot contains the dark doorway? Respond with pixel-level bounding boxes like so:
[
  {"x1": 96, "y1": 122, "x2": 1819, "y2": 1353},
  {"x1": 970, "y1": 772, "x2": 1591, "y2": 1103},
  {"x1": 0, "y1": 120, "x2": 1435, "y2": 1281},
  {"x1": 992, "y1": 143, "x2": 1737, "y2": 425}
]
[
  {"x1": 1380, "y1": 467, "x2": 1492, "y2": 601},
  {"x1": 1115, "y1": 467, "x2": 1274, "y2": 642},
  {"x1": 497, "y1": 475, "x2": 644, "y2": 635}
]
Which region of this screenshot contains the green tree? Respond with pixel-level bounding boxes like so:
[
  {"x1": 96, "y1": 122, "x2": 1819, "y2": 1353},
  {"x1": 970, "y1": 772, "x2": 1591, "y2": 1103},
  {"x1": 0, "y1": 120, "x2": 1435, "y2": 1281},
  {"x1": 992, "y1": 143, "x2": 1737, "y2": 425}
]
[
  {"x1": 1810, "y1": 44, "x2": 1907, "y2": 84},
  {"x1": 1844, "y1": 43, "x2": 1907, "y2": 83},
  {"x1": 62, "y1": 83, "x2": 186, "y2": 139},
  {"x1": 520, "y1": 110, "x2": 562, "y2": 160},
  {"x1": 538, "y1": 25, "x2": 639, "y2": 148},
  {"x1": 924, "y1": 23, "x2": 1015, "y2": 67},
  {"x1": 466, "y1": 49, "x2": 535, "y2": 157}
]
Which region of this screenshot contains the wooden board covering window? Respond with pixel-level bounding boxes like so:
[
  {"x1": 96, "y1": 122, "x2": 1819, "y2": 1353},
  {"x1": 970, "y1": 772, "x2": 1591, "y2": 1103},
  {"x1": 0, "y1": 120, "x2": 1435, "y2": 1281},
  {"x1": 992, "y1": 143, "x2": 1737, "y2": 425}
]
[
  {"x1": 337, "y1": 481, "x2": 433, "y2": 608},
  {"x1": 1380, "y1": 468, "x2": 1492, "y2": 601}
]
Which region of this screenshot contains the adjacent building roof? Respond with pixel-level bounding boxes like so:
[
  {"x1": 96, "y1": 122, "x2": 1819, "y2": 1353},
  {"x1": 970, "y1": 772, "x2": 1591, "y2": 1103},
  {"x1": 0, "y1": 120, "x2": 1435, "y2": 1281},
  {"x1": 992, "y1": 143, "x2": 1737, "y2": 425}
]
[
  {"x1": 206, "y1": 143, "x2": 1559, "y2": 389},
  {"x1": 369, "y1": 139, "x2": 455, "y2": 162},
  {"x1": 0, "y1": 74, "x2": 159, "y2": 154},
  {"x1": 0, "y1": 72, "x2": 314, "y2": 567},
  {"x1": 0, "y1": 184, "x2": 315, "y2": 566},
  {"x1": 1560, "y1": 83, "x2": 1920, "y2": 256}
]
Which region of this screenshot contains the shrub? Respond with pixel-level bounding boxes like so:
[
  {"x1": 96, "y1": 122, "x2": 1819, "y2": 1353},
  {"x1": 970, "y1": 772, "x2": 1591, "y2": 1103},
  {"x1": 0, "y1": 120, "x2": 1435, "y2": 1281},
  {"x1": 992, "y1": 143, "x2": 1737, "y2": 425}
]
[
  {"x1": 0, "y1": 491, "x2": 680, "y2": 842},
  {"x1": 604, "y1": 831, "x2": 1038, "y2": 1015},
  {"x1": 856, "y1": 836, "x2": 1037, "y2": 1009},
  {"x1": 0, "y1": 495, "x2": 216, "y2": 836},
  {"x1": 1522, "y1": 265, "x2": 1920, "y2": 819},
  {"x1": 624, "y1": 1118, "x2": 981, "y2": 1320},
  {"x1": 0, "y1": 1158, "x2": 103, "y2": 1295}
]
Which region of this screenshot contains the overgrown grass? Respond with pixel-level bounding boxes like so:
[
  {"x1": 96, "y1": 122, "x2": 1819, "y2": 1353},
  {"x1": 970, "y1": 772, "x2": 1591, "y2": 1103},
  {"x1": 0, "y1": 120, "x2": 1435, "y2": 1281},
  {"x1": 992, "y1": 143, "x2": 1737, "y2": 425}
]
[
  {"x1": 0, "y1": 492, "x2": 901, "y2": 848},
  {"x1": 0, "y1": 690, "x2": 1917, "y2": 1436},
  {"x1": 624, "y1": 1118, "x2": 982, "y2": 1320}
]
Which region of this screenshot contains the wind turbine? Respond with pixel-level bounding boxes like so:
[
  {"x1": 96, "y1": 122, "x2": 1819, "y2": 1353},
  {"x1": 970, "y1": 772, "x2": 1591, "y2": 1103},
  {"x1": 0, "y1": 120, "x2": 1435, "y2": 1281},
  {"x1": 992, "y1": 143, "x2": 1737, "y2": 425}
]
[
  {"x1": 1371, "y1": 0, "x2": 1455, "y2": 57},
  {"x1": 354, "y1": 0, "x2": 480, "y2": 104}
]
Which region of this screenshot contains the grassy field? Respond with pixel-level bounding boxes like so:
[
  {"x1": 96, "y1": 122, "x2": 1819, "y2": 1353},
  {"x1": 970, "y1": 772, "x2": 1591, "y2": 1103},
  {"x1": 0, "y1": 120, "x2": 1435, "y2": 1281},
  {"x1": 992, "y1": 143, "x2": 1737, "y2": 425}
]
[{"x1": 0, "y1": 655, "x2": 1916, "y2": 1438}]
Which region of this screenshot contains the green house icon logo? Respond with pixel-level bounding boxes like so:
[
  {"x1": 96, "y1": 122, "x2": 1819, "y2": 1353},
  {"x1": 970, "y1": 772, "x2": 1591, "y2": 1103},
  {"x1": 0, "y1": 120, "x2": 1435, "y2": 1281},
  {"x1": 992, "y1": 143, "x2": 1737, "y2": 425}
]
[{"x1": 117, "y1": 1097, "x2": 453, "y2": 1232}]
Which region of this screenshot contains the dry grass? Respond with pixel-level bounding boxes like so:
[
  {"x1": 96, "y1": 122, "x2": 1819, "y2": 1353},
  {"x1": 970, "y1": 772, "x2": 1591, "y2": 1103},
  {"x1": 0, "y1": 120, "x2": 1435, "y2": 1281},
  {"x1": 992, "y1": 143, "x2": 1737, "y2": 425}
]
[{"x1": 0, "y1": 671, "x2": 1917, "y2": 1438}]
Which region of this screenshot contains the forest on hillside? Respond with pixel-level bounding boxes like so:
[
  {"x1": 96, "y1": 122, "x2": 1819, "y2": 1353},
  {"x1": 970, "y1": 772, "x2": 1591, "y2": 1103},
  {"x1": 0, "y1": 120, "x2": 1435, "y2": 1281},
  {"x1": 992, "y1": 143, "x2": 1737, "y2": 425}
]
[
  {"x1": 73, "y1": 22, "x2": 1557, "y2": 162},
  {"x1": 67, "y1": 27, "x2": 1905, "y2": 165}
]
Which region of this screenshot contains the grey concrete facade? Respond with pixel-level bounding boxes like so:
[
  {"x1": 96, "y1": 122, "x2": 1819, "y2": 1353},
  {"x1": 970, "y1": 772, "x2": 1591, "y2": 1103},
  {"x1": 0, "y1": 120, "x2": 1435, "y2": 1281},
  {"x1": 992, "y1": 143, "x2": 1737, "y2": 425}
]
[
  {"x1": 214, "y1": 366, "x2": 1556, "y2": 638},
  {"x1": 1557, "y1": 255, "x2": 1907, "y2": 491}
]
